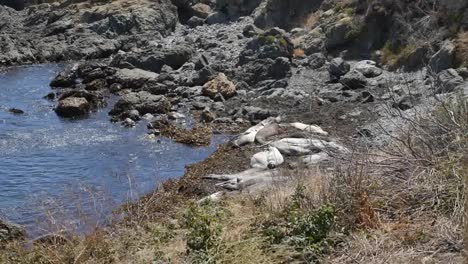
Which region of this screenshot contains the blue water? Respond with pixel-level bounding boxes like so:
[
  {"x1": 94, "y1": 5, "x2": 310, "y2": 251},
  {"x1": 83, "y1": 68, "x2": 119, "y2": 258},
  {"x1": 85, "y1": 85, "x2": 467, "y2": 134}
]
[{"x1": 0, "y1": 65, "x2": 224, "y2": 235}]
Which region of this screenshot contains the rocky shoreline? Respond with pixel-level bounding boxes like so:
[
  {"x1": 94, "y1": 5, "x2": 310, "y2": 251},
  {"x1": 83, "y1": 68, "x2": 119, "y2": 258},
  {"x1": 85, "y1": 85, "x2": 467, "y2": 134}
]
[{"x1": 1, "y1": 0, "x2": 468, "y2": 246}]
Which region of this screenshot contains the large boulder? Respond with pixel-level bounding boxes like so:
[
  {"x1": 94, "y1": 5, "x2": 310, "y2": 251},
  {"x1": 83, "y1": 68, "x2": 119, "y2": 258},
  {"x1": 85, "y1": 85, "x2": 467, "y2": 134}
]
[
  {"x1": 0, "y1": 220, "x2": 24, "y2": 244},
  {"x1": 109, "y1": 91, "x2": 171, "y2": 117},
  {"x1": 55, "y1": 97, "x2": 91, "y2": 118},
  {"x1": 202, "y1": 73, "x2": 236, "y2": 99}
]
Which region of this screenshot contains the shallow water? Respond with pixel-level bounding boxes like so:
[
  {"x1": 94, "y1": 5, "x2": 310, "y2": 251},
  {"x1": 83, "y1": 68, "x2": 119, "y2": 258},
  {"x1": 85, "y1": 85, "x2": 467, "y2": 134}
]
[{"x1": 0, "y1": 64, "x2": 224, "y2": 235}]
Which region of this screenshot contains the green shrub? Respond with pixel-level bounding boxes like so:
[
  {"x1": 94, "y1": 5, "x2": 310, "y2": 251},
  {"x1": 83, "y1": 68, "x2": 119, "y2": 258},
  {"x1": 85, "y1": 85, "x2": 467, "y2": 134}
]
[
  {"x1": 183, "y1": 201, "x2": 224, "y2": 253},
  {"x1": 260, "y1": 185, "x2": 336, "y2": 257}
]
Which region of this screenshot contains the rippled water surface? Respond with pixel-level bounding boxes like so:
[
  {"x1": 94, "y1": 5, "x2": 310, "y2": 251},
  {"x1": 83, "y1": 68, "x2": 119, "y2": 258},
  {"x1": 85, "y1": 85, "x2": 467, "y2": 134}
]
[{"x1": 0, "y1": 65, "x2": 223, "y2": 234}]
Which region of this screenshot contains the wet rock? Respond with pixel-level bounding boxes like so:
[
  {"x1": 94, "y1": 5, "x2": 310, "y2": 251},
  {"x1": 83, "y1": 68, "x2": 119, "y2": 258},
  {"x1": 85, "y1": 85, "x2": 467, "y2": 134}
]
[
  {"x1": 0, "y1": 219, "x2": 25, "y2": 244},
  {"x1": 8, "y1": 108, "x2": 24, "y2": 114},
  {"x1": 55, "y1": 97, "x2": 90, "y2": 118},
  {"x1": 43, "y1": 92, "x2": 56, "y2": 100},
  {"x1": 122, "y1": 118, "x2": 136, "y2": 127},
  {"x1": 436, "y1": 69, "x2": 464, "y2": 93},
  {"x1": 429, "y1": 40, "x2": 455, "y2": 73},
  {"x1": 354, "y1": 60, "x2": 382, "y2": 78},
  {"x1": 340, "y1": 70, "x2": 367, "y2": 90},
  {"x1": 50, "y1": 66, "x2": 77, "y2": 88},
  {"x1": 110, "y1": 91, "x2": 171, "y2": 117},
  {"x1": 329, "y1": 58, "x2": 350, "y2": 82},
  {"x1": 202, "y1": 73, "x2": 236, "y2": 99}
]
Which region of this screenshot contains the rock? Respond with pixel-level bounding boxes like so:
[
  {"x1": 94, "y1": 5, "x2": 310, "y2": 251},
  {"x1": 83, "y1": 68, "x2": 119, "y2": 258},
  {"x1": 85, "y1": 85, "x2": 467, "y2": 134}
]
[
  {"x1": 251, "y1": 147, "x2": 284, "y2": 169},
  {"x1": 436, "y1": 69, "x2": 464, "y2": 93},
  {"x1": 340, "y1": 70, "x2": 367, "y2": 89},
  {"x1": 329, "y1": 58, "x2": 350, "y2": 81},
  {"x1": 0, "y1": 0, "x2": 24, "y2": 10},
  {"x1": 168, "y1": 112, "x2": 185, "y2": 120},
  {"x1": 457, "y1": 67, "x2": 468, "y2": 79},
  {"x1": 0, "y1": 219, "x2": 25, "y2": 244},
  {"x1": 187, "y1": 16, "x2": 205, "y2": 28},
  {"x1": 354, "y1": 60, "x2": 382, "y2": 78},
  {"x1": 206, "y1": 12, "x2": 228, "y2": 24},
  {"x1": 190, "y1": 3, "x2": 212, "y2": 18},
  {"x1": 110, "y1": 68, "x2": 158, "y2": 88},
  {"x1": 201, "y1": 109, "x2": 216, "y2": 123},
  {"x1": 122, "y1": 118, "x2": 136, "y2": 127},
  {"x1": 55, "y1": 97, "x2": 90, "y2": 118},
  {"x1": 8, "y1": 108, "x2": 24, "y2": 114},
  {"x1": 216, "y1": 0, "x2": 262, "y2": 17},
  {"x1": 43, "y1": 92, "x2": 56, "y2": 100},
  {"x1": 429, "y1": 40, "x2": 455, "y2": 73},
  {"x1": 240, "y1": 106, "x2": 275, "y2": 122},
  {"x1": 202, "y1": 73, "x2": 236, "y2": 99},
  {"x1": 309, "y1": 53, "x2": 327, "y2": 69},
  {"x1": 298, "y1": 29, "x2": 325, "y2": 54},
  {"x1": 50, "y1": 65, "x2": 77, "y2": 88},
  {"x1": 393, "y1": 95, "x2": 420, "y2": 111},
  {"x1": 236, "y1": 57, "x2": 291, "y2": 85},
  {"x1": 110, "y1": 91, "x2": 171, "y2": 117},
  {"x1": 111, "y1": 45, "x2": 193, "y2": 73},
  {"x1": 243, "y1": 24, "x2": 263, "y2": 37},
  {"x1": 325, "y1": 17, "x2": 355, "y2": 50}
]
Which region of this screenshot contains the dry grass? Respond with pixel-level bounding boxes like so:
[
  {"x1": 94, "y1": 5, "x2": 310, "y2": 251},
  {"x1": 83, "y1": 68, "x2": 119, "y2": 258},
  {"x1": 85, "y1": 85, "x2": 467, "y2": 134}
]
[{"x1": 293, "y1": 48, "x2": 306, "y2": 58}]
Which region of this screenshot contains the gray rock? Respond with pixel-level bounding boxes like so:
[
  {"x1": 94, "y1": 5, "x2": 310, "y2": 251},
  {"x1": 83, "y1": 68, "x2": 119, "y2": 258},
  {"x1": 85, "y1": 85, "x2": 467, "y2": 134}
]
[
  {"x1": 187, "y1": 16, "x2": 205, "y2": 28},
  {"x1": 206, "y1": 12, "x2": 228, "y2": 24},
  {"x1": 329, "y1": 58, "x2": 350, "y2": 81},
  {"x1": 354, "y1": 60, "x2": 382, "y2": 78},
  {"x1": 340, "y1": 70, "x2": 367, "y2": 90},
  {"x1": 110, "y1": 91, "x2": 171, "y2": 117},
  {"x1": 122, "y1": 117, "x2": 136, "y2": 127},
  {"x1": 436, "y1": 69, "x2": 464, "y2": 93}
]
